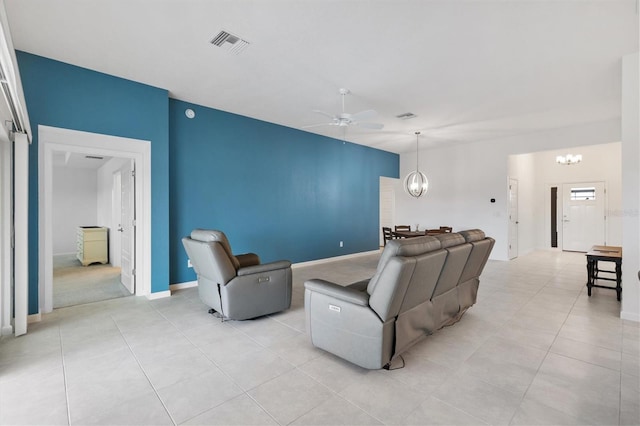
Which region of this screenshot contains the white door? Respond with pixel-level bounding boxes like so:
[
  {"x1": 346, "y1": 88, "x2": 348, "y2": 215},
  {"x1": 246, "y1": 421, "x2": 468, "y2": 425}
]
[
  {"x1": 111, "y1": 171, "x2": 122, "y2": 267},
  {"x1": 119, "y1": 160, "x2": 135, "y2": 294},
  {"x1": 508, "y1": 178, "x2": 519, "y2": 259},
  {"x1": 379, "y1": 177, "x2": 396, "y2": 246},
  {"x1": 562, "y1": 182, "x2": 606, "y2": 252}
]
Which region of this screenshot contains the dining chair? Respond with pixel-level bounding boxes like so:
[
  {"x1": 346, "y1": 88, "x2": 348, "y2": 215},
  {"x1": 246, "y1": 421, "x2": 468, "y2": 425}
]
[
  {"x1": 394, "y1": 225, "x2": 411, "y2": 238},
  {"x1": 382, "y1": 227, "x2": 394, "y2": 246}
]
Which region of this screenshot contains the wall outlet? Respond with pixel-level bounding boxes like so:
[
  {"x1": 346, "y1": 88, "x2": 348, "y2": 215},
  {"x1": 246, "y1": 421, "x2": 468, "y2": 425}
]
[
  {"x1": 339, "y1": 241, "x2": 343, "y2": 248},
  {"x1": 187, "y1": 259, "x2": 193, "y2": 268}
]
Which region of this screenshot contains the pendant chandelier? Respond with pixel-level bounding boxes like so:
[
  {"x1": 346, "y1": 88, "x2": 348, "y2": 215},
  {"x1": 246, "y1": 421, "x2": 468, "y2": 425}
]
[
  {"x1": 404, "y1": 131, "x2": 429, "y2": 198},
  {"x1": 556, "y1": 153, "x2": 582, "y2": 165}
]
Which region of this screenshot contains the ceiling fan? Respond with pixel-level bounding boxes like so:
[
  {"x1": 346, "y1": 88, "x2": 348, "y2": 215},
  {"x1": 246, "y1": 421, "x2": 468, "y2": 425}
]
[{"x1": 304, "y1": 88, "x2": 384, "y2": 130}]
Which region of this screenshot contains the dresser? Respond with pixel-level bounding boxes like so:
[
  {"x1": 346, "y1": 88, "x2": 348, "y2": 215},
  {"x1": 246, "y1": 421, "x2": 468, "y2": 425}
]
[{"x1": 76, "y1": 226, "x2": 108, "y2": 266}]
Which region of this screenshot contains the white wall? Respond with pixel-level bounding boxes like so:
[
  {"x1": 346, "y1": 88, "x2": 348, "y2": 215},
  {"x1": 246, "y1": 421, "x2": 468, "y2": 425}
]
[
  {"x1": 396, "y1": 118, "x2": 621, "y2": 261},
  {"x1": 52, "y1": 167, "x2": 98, "y2": 255},
  {"x1": 509, "y1": 142, "x2": 622, "y2": 254},
  {"x1": 621, "y1": 52, "x2": 639, "y2": 322}
]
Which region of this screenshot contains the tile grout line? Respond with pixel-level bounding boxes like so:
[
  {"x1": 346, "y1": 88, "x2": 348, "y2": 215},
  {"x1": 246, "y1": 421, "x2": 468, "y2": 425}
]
[
  {"x1": 111, "y1": 312, "x2": 178, "y2": 426},
  {"x1": 505, "y1": 271, "x2": 593, "y2": 425},
  {"x1": 148, "y1": 300, "x2": 284, "y2": 425},
  {"x1": 58, "y1": 325, "x2": 72, "y2": 426}
]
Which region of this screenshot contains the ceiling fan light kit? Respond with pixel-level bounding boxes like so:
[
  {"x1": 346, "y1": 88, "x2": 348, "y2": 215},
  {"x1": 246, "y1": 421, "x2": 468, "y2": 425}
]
[{"x1": 404, "y1": 131, "x2": 429, "y2": 198}]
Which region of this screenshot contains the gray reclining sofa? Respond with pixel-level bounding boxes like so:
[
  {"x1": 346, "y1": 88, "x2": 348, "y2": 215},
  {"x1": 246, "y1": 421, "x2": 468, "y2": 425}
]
[
  {"x1": 304, "y1": 229, "x2": 494, "y2": 369},
  {"x1": 182, "y1": 229, "x2": 292, "y2": 320}
]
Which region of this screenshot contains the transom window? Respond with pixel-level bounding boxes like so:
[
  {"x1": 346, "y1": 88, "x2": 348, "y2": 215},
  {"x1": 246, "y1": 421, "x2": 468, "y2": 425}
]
[{"x1": 571, "y1": 187, "x2": 596, "y2": 201}]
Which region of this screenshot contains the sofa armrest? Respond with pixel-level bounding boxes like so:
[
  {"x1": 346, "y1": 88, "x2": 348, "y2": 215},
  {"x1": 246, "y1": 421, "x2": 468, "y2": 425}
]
[
  {"x1": 304, "y1": 279, "x2": 370, "y2": 306},
  {"x1": 237, "y1": 260, "x2": 291, "y2": 276},
  {"x1": 235, "y1": 253, "x2": 260, "y2": 268}
]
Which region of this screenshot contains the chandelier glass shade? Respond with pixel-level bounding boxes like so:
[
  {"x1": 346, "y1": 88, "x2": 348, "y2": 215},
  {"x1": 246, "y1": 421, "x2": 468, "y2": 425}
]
[
  {"x1": 404, "y1": 132, "x2": 429, "y2": 198},
  {"x1": 556, "y1": 154, "x2": 582, "y2": 165}
]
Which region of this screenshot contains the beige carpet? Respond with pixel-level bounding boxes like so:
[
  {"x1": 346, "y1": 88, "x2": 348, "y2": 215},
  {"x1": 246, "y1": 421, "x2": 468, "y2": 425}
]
[{"x1": 53, "y1": 254, "x2": 132, "y2": 308}]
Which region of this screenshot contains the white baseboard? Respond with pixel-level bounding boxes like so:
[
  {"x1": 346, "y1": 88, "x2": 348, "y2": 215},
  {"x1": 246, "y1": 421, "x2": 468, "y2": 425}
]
[
  {"x1": 621, "y1": 310, "x2": 640, "y2": 323},
  {"x1": 146, "y1": 290, "x2": 171, "y2": 300},
  {"x1": 292, "y1": 250, "x2": 380, "y2": 269},
  {"x1": 170, "y1": 281, "x2": 197, "y2": 291},
  {"x1": 28, "y1": 313, "x2": 41, "y2": 323}
]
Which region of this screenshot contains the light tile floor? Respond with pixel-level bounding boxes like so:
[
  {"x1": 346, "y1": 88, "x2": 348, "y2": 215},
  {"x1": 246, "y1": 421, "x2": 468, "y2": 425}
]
[{"x1": 1, "y1": 250, "x2": 639, "y2": 425}]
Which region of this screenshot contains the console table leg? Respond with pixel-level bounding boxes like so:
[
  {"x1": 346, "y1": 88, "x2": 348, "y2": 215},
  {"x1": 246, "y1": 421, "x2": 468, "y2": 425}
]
[
  {"x1": 586, "y1": 258, "x2": 594, "y2": 296},
  {"x1": 616, "y1": 261, "x2": 622, "y2": 301}
]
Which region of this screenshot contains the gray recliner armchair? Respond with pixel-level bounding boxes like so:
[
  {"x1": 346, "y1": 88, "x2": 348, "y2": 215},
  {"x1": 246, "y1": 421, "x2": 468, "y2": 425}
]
[{"x1": 182, "y1": 229, "x2": 292, "y2": 320}]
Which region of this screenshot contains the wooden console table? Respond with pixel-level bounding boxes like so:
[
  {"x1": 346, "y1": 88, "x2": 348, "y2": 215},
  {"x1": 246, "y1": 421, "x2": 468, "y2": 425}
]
[{"x1": 586, "y1": 245, "x2": 622, "y2": 301}]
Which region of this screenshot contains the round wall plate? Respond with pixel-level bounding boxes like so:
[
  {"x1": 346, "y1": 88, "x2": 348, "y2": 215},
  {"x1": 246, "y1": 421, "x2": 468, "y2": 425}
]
[{"x1": 185, "y1": 108, "x2": 195, "y2": 119}]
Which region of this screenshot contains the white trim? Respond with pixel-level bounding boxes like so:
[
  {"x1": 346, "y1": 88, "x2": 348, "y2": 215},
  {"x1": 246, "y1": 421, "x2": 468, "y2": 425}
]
[
  {"x1": 146, "y1": 290, "x2": 171, "y2": 300},
  {"x1": 0, "y1": 137, "x2": 12, "y2": 336},
  {"x1": 39, "y1": 125, "x2": 152, "y2": 313},
  {"x1": 621, "y1": 311, "x2": 640, "y2": 323},
  {"x1": 292, "y1": 250, "x2": 380, "y2": 269},
  {"x1": 27, "y1": 312, "x2": 41, "y2": 324},
  {"x1": 14, "y1": 133, "x2": 28, "y2": 336},
  {"x1": 170, "y1": 281, "x2": 198, "y2": 291}
]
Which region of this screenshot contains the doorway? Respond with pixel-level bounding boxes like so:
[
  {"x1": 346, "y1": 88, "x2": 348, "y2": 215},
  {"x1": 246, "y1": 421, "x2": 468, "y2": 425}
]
[
  {"x1": 39, "y1": 125, "x2": 151, "y2": 314},
  {"x1": 50, "y1": 155, "x2": 136, "y2": 308},
  {"x1": 508, "y1": 178, "x2": 519, "y2": 259},
  {"x1": 562, "y1": 181, "x2": 606, "y2": 252},
  {"x1": 379, "y1": 177, "x2": 397, "y2": 247}
]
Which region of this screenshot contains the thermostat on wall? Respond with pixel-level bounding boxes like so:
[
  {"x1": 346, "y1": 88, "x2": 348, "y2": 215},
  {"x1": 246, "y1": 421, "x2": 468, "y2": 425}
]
[{"x1": 185, "y1": 108, "x2": 195, "y2": 119}]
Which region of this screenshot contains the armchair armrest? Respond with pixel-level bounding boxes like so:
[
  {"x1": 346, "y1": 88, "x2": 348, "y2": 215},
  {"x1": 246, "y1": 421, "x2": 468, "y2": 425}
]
[
  {"x1": 304, "y1": 279, "x2": 370, "y2": 307},
  {"x1": 237, "y1": 260, "x2": 291, "y2": 276},
  {"x1": 235, "y1": 253, "x2": 260, "y2": 268}
]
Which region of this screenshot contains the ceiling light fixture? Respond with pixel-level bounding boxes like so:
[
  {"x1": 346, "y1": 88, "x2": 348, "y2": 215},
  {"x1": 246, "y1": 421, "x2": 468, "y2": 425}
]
[
  {"x1": 556, "y1": 153, "x2": 582, "y2": 165},
  {"x1": 404, "y1": 132, "x2": 429, "y2": 198}
]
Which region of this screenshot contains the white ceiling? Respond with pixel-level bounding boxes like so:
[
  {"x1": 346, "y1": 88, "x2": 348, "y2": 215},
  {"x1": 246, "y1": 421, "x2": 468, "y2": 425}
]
[
  {"x1": 4, "y1": 0, "x2": 638, "y2": 154},
  {"x1": 52, "y1": 151, "x2": 112, "y2": 169}
]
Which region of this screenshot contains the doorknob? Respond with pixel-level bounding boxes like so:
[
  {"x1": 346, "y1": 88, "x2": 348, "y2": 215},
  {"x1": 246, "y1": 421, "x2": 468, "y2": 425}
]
[{"x1": 117, "y1": 226, "x2": 124, "y2": 232}]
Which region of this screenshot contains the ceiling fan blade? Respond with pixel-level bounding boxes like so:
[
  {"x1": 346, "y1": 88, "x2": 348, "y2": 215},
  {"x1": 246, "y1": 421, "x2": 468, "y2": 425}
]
[
  {"x1": 312, "y1": 110, "x2": 337, "y2": 120},
  {"x1": 355, "y1": 122, "x2": 384, "y2": 130},
  {"x1": 302, "y1": 122, "x2": 338, "y2": 129},
  {"x1": 351, "y1": 109, "x2": 377, "y2": 122}
]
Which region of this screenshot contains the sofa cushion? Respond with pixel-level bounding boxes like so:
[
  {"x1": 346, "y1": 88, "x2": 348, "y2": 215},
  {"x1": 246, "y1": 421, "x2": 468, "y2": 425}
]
[
  {"x1": 191, "y1": 229, "x2": 240, "y2": 269},
  {"x1": 458, "y1": 229, "x2": 486, "y2": 243},
  {"x1": 368, "y1": 236, "x2": 441, "y2": 295},
  {"x1": 434, "y1": 233, "x2": 466, "y2": 248}
]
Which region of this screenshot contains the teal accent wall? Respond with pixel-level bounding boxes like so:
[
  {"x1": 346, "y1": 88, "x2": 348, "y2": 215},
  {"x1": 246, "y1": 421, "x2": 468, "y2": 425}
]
[
  {"x1": 16, "y1": 51, "x2": 399, "y2": 313},
  {"x1": 169, "y1": 99, "x2": 399, "y2": 284},
  {"x1": 17, "y1": 51, "x2": 170, "y2": 314}
]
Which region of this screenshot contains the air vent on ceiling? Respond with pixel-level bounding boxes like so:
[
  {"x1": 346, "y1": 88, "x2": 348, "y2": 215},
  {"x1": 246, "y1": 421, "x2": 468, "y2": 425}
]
[
  {"x1": 396, "y1": 112, "x2": 417, "y2": 120},
  {"x1": 210, "y1": 30, "x2": 250, "y2": 55},
  {"x1": 85, "y1": 155, "x2": 104, "y2": 160}
]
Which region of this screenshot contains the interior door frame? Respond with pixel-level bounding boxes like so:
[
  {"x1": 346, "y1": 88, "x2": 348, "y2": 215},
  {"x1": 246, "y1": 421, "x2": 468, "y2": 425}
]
[
  {"x1": 0, "y1": 137, "x2": 14, "y2": 335},
  {"x1": 39, "y1": 125, "x2": 151, "y2": 313},
  {"x1": 508, "y1": 177, "x2": 518, "y2": 259},
  {"x1": 379, "y1": 176, "x2": 397, "y2": 246}
]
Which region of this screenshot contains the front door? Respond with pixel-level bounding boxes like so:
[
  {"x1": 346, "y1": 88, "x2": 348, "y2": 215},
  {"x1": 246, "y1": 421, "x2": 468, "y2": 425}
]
[
  {"x1": 120, "y1": 160, "x2": 136, "y2": 294},
  {"x1": 562, "y1": 182, "x2": 606, "y2": 252}
]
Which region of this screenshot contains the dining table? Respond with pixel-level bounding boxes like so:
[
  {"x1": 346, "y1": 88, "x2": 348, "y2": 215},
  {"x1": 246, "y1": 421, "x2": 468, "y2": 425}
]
[{"x1": 394, "y1": 230, "x2": 427, "y2": 238}]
